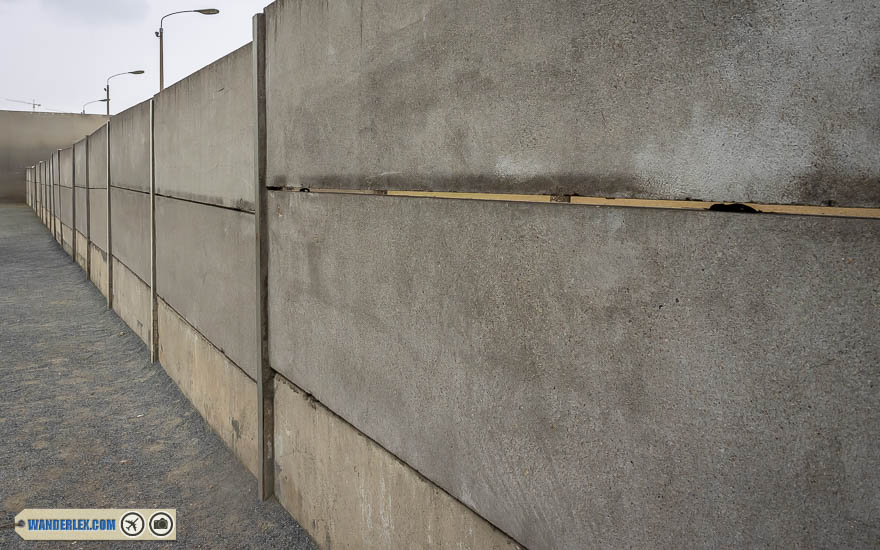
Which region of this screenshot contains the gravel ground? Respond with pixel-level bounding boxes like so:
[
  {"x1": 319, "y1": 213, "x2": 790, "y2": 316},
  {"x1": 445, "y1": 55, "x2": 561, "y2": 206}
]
[{"x1": 0, "y1": 204, "x2": 317, "y2": 549}]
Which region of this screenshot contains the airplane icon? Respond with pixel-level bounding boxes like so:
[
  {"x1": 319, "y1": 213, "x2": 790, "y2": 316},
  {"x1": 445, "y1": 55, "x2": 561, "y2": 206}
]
[{"x1": 125, "y1": 518, "x2": 140, "y2": 531}]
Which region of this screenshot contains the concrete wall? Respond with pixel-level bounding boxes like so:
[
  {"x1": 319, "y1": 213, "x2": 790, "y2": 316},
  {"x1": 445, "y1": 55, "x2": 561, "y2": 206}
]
[
  {"x1": 155, "y1": 196, "x2": 256, "y2": 378},
  {"x1": 22, "y1": 2, "x2": 880, "y2": 549},
  {"x1": 155, "y1": 43, "x2": 255, "y2": 211},
  {"x1": 265, "y1": 0, "x2": 880, "y2": 207},
  {"x1": 267, "y1": 191, "x2": 879, "y2": 549},
  {"x1": 74, "y1": 139, "x2": 88, "y2": 235},
  {"x1": 109, "y1": 102, "x2": 150, "y2": 193},
  {"x1": 0, "y1": 110, "x2": 106, "y2": 203},
  {"x1": 109, "y1": 186, "x2": 149, "y2": 282}
]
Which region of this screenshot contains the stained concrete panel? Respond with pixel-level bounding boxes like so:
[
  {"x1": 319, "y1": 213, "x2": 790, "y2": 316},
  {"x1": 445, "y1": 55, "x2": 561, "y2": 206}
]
[
  {"x1": 75, "y1": 231, "x2": 88, "y2": 271},
  {"x1": 155, "y1": 44, "x2": 255, "y2": 211},
  {"x1": 88, "y1": 125, "x2": 107, "y2": 189},
  {"x1": 0, "y1": 110, "x2": 106, "y2": 203},
  {"x1": 112, "y1": 257, "x2": 151, "y2": 345},
  {"x1": 59, "y1": 186, "x2": 73, "y2": 227},
  {"x1": 155, "y1": 195, "x2": 256, "y2": 378},
  {"x1": 75, "y1": 184, "x2": 88, "y2": 235},
  {"x1": 88, "y1": 189, "x2": 106, "y2": 252},
  {"x1": 109, "y1": 101, "x2": 150, "y2": 193},
  {"x1": 267, "y1": 191, "x2": 880, "y2": 550},
  {"x1": 109, "y1": 186, "x2": 149, "y2": 282},
  {"x1": 89, "y1": 243, "x2": 108, "y2": 297},
  {"x1": 274, "y1": 375, "x2": 523, "y2": 550},
  {"x1": 74, "y1": 139, "x2": 87, "y2": 188},
  {"x1": 158, "y1": 298, "x2": 258, "y2": 475},
  {"x1": 59, "y1": 147, "x2": 73, "y2": 188},
  {"x1": 61, "y1": 224, "x2": 73, "y2": 257},
  {"x1": 265, "y1": 1, "x2": 880, "y2": 207}
]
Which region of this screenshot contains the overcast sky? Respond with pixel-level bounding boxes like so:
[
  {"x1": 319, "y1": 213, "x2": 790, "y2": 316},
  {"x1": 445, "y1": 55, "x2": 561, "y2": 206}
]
[{"x1": 0, "y1": 0, "x2": 272, "y2": 115}]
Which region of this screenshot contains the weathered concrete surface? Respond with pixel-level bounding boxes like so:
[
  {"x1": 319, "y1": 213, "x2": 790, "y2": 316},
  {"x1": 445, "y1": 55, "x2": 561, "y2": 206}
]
[
  {"x1": 61, "y1": 224, "x2": 73, "y2": 257},
  {"x1": 155, "y1": 195, "x2": 257, "y2": 378},
  {"x1": 59, "y1": 186, "x2": 73, "y2": 227},
  {"x1": 274, "y1": 375, "x2": 523, "y2": 550},
  {"x1": 88, "y1": 188, "x2": 107, "y2": 252},
  {"x1": 88, "y1": 125, "x2": 107, "y2": 190},
  {"x1": 268, "y1": 191, "x2": 880, "y2": 550},
  {"x1": 75, "y1": 184, "x2": 88, "y2": 235},
  {"x1": 74, "y1": 139, "x2": 87, "y2": 188},
  {"x1": 109, "y1": 186, "x2": 149, "y2": 282},
  {"x1": 265, "y1": 0, "x2": 880, "y2": 207},
  {"x1": 111, "y1": 257, "x2": 151, "y2": 346},
  {"x1": 0, "y1": 110, "x2": 105, "y2": 202},
  {"x1": 158, "y1": 298, "x2": 258, "y2": 475},
  {"x1": 109, "y1": 101, "x2": 150, "y2": 193},
  {"x1": 155, "y1": 44, "x2": 255, "y2": 211},
  {"x1": 59, "y1": 147, "x2": 73, "y2": 188},
  {"x1": 89, "y1": 243, "x2": 108, "y2": 297},
  {"x1": 75, "y1": 230, "x2": 88, "y2": 271}
]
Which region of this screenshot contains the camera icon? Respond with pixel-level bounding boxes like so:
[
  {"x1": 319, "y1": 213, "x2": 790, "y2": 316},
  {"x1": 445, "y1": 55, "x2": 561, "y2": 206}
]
[{"x1": 148, "y1": 512, "x2": 174, "y2": 537}]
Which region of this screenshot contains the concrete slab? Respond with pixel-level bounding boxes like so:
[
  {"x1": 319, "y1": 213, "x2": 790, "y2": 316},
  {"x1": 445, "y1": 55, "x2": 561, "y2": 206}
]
[
  {"x1": 59, "y1": 147, "x2": 73, "y2": 188},
  {"x1": 89, "y1": 243, "x2": 108, "y2": 297},
  {"x1": 59, "y1": 185, "x2": 73, "y2": 227},
  {"x1": 88, "y1": 125, "x2": 107, "y2": 189},
  {"x1": 75, "y1": 184, "x2": 88, "y2": 235},
  {"x1": 155, "y1": 195, "x2": 257, "y2": 378},
  {"x1": 267, "y1": 190, "x2": 880, "y2": 550},
  {"x1": 265, "y1": 0, "x2": 880, "y2": 207},
  {"x1": 111, "y1": 257, "x2": 151, "y2": 346},
  {"x1": 75, "y1": 230, "x2": 88, "y2": 271},
  {"x1": 155, "y1": 44, "x2": 255, "y2": 211},
  {"x1": 74, "y1": 138, "x2": 87, "y2": 188},
  {"x1": 61, "y1": 223, "x2": 73, "y2": 257},
  {"x1": 88, "y1": 188, "x2": 106, "y2": 251},
  {"x1": 109, "y1": 101, "x2": 150, "y2": 193},
  {"x1": 157, "y1": 298, "x2": 258, "y2": 476},
  {"x1": 109, "y1": 186, "x2": 149, "y2": 282},
  {"x1": 274, "y1": 374, "x2": 523, "y2": 550}
]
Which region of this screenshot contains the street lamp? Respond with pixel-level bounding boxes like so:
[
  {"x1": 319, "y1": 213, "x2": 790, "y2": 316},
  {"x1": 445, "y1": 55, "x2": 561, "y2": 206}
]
[
  {"x1": 82, "y1": 99, "x2": 108, "y2": 114},
  {"x1": 104, "y1": 70, "x2": 145, "y2": 115},
  {"x1": 156, "y1": 8, "x2": 220, "y2": 91}
]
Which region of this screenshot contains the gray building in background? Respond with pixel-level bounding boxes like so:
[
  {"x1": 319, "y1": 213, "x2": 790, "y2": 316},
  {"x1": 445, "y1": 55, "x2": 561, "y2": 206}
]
[{"x1": 0, "y1": 110, "x2": 106, "y2": 203}]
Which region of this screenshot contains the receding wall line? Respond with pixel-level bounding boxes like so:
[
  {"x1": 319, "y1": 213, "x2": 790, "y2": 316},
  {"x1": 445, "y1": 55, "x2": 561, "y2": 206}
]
[
  {"x1": 71, "y1": 148, "x2": 77, "y2": 265},
  {"x1": 279, "y1": 187, "x2": 880, "y2": 220},
  {"x1": 85, "y1": 139, "x2": 91, "y2": 279},
  {"x1": 149, "y1": 98, "x2": 159, "y2": 362},
  {"x1": 106, "y1": 121, "x2": 113, "y2": 310},
  {"x1": 252, "y1": 11, "x2": 274, "y2": 502}
]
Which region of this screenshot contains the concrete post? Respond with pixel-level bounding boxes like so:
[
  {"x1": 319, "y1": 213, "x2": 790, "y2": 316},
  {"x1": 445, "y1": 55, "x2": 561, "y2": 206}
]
[
  {"x1": 149, "y1": 98, "x2": 159, "y2": 362},
  {"x1": 252, "y1": 11, "x2": 274, "y2": 501},
  {"x1": 106, "y1": 121, "x2": 113, "y2": 310}
]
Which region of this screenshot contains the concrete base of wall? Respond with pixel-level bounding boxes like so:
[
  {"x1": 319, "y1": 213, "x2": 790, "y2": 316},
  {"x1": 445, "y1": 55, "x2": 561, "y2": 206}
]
[
  {"x1": 75, "y1": 231, "x2": 88, "y2": 271},
  {"x1": 53, "y1": 216, "x2": 61, "y2": 246},
  {"x1": 157, "y1": 298, "x2": 258, "y2": 475},
  {"x1": 273, "y1": 376, "x2": 522, "y2": 550},
  {"x1": 111, "y1": 257, "x2": 151, "y2": 345},
  {"x1": 89, "y1": 244, "x2": 107, "y2": 298},
  {"x1": 62, "y1": 224, "x2": 73, "y2": 257}
]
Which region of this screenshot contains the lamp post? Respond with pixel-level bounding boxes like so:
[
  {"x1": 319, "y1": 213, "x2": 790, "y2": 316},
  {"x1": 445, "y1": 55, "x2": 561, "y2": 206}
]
[
  {"x1": 156, "y1": 9, "x2": 220, "y2": 91},
  {"x1": 104, "y1": 70, "x2": 145, "y2": 115},
  {"x1": 82, "y1": 99, "x2": 108, "y2": 114}
]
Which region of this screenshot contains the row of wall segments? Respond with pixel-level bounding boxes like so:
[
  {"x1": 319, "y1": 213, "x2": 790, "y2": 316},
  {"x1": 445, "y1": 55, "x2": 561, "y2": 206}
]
[{"x1": 24, "y1": 1, "x2": 880, "y2": 549}]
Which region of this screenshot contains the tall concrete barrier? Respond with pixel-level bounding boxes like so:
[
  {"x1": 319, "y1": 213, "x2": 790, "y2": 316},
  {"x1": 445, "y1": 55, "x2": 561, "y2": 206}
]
[
  {"x1": 74, "y1": 138, "x2": 88, "y2": 271},
  {"x1": 153, "y1": 44, "x2": 258, "y2": 471},
  {"x1": 22, "y1": 1, "x2": 880, "y2": 549},
  {"x1": 59, "y1": 147, "x2": 74, "y2": 256}
]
